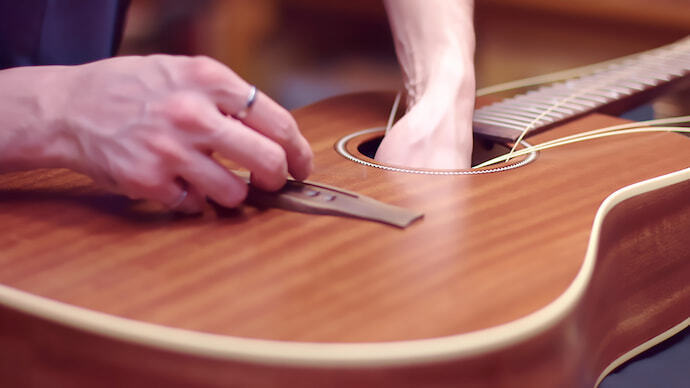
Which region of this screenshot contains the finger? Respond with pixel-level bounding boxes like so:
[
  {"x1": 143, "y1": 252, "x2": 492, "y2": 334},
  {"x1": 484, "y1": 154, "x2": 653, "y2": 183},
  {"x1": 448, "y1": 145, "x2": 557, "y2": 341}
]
[
  {"x1": 182, "y1": 58, "x2": 312, "y2": 179},
  {"x1": 214, "y1": 85, "x2": 313, "y2": 181},
  {"x1": 176, "y1": 151, "x2": 250, "y2": 208},
  {"x1": 169, "y1": 180, "x2": 207, "y2": 214},
  {"x1": 196, "y1": 106, "x2": 290, "y2": 191},
  {"x1": 120, "y1": 176, "x2": 197, "y2": 213}
]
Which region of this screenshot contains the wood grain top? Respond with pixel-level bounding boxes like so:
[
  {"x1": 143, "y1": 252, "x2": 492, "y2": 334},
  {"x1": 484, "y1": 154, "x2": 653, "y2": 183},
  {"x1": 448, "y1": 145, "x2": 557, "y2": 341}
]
[{"x1": 0, "y1": 92, "x2": 689, "y2": 343}]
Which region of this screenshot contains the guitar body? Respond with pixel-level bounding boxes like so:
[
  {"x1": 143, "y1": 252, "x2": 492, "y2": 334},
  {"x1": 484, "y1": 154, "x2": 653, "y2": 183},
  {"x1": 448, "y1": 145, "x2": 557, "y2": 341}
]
[{"x1": 0, "y1": 91, "x2": 689, "y2": 387}]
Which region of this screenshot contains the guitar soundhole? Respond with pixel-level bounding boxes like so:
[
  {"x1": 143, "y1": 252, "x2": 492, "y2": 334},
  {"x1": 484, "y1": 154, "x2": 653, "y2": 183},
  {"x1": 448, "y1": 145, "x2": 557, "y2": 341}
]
[
  {"x1": 336, "y1": 127, "x2": 536, "y2": 174},
  {"x1": 356, "y1": 136, "x2": 513, "y2": 167},
  {"x1": 357, "y1": 137, "x2": 382, "y2": 159}
]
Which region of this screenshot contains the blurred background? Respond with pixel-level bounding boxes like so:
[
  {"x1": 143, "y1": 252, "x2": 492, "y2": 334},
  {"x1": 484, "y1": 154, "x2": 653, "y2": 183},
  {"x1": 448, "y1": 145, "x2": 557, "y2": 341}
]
[{"x1": 118, "y1": 0, "x2": 690, "y2": 115}]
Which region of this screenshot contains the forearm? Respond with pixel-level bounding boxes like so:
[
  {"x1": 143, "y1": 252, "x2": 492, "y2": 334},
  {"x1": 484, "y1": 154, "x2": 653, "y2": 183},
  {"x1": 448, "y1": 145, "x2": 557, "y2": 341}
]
[
  {"x1": 0, "y1": 66, "x2": 77, "y2": 172},
  {"x1": 376, "y1": 0, "x2": 476, "y2": 169},
  {"x1": 383, "y1": 0, "x2": 475, "y2": 105}
]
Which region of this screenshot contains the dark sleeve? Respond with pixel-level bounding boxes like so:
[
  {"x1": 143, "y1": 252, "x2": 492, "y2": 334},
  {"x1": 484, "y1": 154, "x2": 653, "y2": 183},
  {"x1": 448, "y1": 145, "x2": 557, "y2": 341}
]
[{"x1": 0, "y1": 0, "x2": 130, "y2": 69}]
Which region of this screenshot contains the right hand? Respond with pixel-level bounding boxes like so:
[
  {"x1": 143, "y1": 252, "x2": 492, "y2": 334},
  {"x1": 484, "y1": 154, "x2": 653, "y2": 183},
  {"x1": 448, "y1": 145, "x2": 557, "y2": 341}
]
[{"x1": 43, "y1": 55, "x2": 313, "y2": 212}]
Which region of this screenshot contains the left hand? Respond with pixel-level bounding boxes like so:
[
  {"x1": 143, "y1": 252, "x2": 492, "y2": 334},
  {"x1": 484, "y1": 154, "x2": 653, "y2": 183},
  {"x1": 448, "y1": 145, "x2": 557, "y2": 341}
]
[
  {"x1": 375, "y1": 51, "x2": 475, "y2": 170},
  {"x1": 376, "y1": 0, "x2": 476, "y2": 170}
]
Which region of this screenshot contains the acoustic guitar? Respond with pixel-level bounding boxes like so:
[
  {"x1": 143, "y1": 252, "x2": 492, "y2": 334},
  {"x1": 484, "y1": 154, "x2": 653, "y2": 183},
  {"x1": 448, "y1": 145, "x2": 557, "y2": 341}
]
[{"x1": 0, "y1": 38, "x2": 689, "y2": 387}]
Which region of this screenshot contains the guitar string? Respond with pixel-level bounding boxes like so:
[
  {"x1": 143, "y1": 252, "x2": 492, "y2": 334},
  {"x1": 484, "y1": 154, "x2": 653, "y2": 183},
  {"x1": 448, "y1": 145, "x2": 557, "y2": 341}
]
[
  {"x1": 507, "y1": 115, "x2": 690, "y2": 159},
  {"x1": 492, "y1": 127, "x2": 690, "y2": 161},
  {"x1": 506, "y1": 38, "x2": 690, "y2": 161},
  {"x1": 475, "y1": 36, "x2": 690, "y2": 97},
  {"x1": 502, "y1": 43, "x2": 688, "y2": 162},
  {"x1": 475, "y1": 116, "x2": 690, "y2": 167},
  {"x1": 473, "y1": 116, "x2": 690, "y2": 168},
  {"x1": 476, "y1": 126, "x2": 690, "y2": 167},
  {"x1": 384, "y1": 45, "x2": 665, "y2": 138},
  {"x1": 379, "y1": 37, "x2": 689, "y2": 169},
  {"x1": 385, "y1": 92, "x2": 402, "y2": 134}
]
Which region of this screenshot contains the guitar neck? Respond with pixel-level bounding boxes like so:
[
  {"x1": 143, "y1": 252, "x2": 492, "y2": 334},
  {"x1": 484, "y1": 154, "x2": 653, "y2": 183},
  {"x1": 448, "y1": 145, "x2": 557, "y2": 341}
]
[{"x1": 473, "y1": 36, "x2": 690, "y2": 142}]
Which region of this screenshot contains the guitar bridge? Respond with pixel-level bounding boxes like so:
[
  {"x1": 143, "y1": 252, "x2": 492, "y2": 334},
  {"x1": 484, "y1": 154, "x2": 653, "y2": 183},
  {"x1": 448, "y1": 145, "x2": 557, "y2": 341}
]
[{"x1": 245, "y1": 179, "x2": 423, "y2": 228}]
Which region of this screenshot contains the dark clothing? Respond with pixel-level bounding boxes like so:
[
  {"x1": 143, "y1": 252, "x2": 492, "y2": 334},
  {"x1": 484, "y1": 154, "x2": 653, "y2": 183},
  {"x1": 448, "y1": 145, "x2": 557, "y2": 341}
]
[{"x1": 0, "y1": 0, "x2": 129, "y2": 69}]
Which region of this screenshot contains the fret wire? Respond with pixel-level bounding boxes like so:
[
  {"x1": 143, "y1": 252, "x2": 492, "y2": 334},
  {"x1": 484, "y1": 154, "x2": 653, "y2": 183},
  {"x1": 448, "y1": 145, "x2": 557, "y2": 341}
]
[
  {"x1": 480, "y1": 105, "x2": 566, "y2": 119},
  {"x1": 548, "y1": 93, "x2": 605, "y2": 106},
  {"x1": 667, "y1": 54, "x2": 690, "y2": 69},
  {"x1": 599, "y1": 86, "x2": 633, "y2": 95},
  {"x1": 631, "y1": 63, "x2": 681, "y2": 79},
  {"x1": 475, "y1": 108, "x2": 543, "y2": 121},
  {"x1": 472, "y1": 118, "x2": 525, "y2": 130},
  {"x1": 634, "y1": 57, "x2": 684, "y2": 74},
  {"x1": 474, "y1": 113, "x2": 551, "y2": 128},
  {"x1": 578, "y1": 57, "x2": 682, "y2": 86},
  {"x1": 579, "y1": 74, "x2": 651, "y2": 91},
  {"x1": 514, "y1": 95, "x2": 589, "y2": 111},
  {"x1": 510, "y1": 98, "x2": 586, "y2": 113},
  {"x1": 505, "y1": 102, "x2": 576, "y2": 116},
  {"x1": 544, "y1": 88, "x2": 610, "y2": 104},
  {"x1": 508, "y1": 57, "x2": 640, "y2": 152},
  {"x1": 576, "y1": 81, "x2": 640, "y2": 100},
  {"x1": 482, "y1": 102, "x2": 575, "y2": 117},
  {"x1": 586, "y1": 89, "x2": 622, "y2": 99},
  {"x1": 626, "y1": 76, "x2": 660, "y2": 87},
  {"x1": 526, "y1": 88, "x2": 590, "y2": 102},
  {"x1": 474, "y1": 111, "x2": 553, "y2": 126},
  {"x1": 616, "y1": 81, "x2": 645, "y2": 91},
  {"x1": 541, "y1": 93, "x2": 599, "y2": 107},
  {"x1": 473, "y1": 36, "x2": 690, "y2": 143},
  {"x1": 576, "y1": 69, "x2": 663, "y2": 88}
]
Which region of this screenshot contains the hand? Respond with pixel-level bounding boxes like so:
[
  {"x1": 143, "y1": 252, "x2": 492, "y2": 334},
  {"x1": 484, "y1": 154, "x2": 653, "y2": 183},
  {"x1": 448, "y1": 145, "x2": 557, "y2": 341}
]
[
  {"x1": 378, "y1": 0, "x2": 476, "y2": 170},
  {"x1": 375, "y1": 51, "x2": 475, "y2": 170},
  {"x1": 375, "y1": 101, "x2": 474, "y2": 170},
  {"x1": 0, "y1": 55, "x2": 313, "y2": 213}
]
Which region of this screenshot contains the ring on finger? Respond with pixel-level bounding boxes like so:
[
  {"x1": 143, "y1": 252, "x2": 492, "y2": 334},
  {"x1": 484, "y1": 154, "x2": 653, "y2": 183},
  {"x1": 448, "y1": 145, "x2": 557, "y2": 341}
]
[
  {"x1": 170, "y1": 189, "x2": 188, "y2": 209},
  {"x1": 235, "y1": 85, "x2": 257, "y2": 119}
]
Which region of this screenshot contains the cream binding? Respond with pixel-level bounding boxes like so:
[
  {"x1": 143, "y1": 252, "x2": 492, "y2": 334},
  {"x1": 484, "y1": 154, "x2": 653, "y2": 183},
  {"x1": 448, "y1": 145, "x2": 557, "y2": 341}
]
[{"x1": 0, "y1": 169, "x2": 688, "y2": 384}]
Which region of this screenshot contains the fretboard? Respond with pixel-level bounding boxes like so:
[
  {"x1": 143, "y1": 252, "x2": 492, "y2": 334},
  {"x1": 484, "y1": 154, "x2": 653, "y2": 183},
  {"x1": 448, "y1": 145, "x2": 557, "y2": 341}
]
[{"x1": 473, "y1": 36, "x2": 690, "y2": 142}]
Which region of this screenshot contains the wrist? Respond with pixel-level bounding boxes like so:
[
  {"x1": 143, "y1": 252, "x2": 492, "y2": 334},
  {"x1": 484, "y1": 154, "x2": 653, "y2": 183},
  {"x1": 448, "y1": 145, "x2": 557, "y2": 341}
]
[
  {"x1": 398, "y1": 50, "x2": 475, "y2": 146},
  {"x1": 0, "y1": 66, "x2": 80, "y2": 172},
  {"x1": 409, "y1": 48, "x2": 475, "y2": 110}
]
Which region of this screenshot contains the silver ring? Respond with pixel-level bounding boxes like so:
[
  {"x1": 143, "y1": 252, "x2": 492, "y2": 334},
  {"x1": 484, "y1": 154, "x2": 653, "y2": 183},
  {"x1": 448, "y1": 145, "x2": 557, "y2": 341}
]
[
  {"x1": 170, "y1": 189, "x2": 188, "y2": 209},
  {"x1": 235, "y1": 85, "x2": 257, "y2": 119}
]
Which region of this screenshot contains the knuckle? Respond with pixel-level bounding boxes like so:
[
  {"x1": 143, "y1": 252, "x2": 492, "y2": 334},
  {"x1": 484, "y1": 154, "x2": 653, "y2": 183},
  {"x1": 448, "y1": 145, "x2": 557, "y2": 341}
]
[
  {"x1": 145, "y1": 53, "x2": 169, "y2": 66},
  {"x1": 296, "y1": 145, "x2": 314, "y2": 166},
  {"x1": 136, "y1": 175, "x2": 164, "y2": 192},
  {"x1": 122, "y1": 165, "x2": 166, "y2": 192},
  {"x1": 147, "y1": 135, "x2": 185, "y2": 164},
  {"x1": 273, "y1": 116, "x2": 298, "y2": 144},
  {"x1": 260, "y1": 143, "x2": 288, "y2": 175},
  {"x1": 224, "y1": 183, "x2": 248, "y2": 208},
  {"x1": 160, "y1": 93, "x2": 202, "y2": 127},
  {"x1": 187, "y1": 56, "x2": 225, "y2": 85}
]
